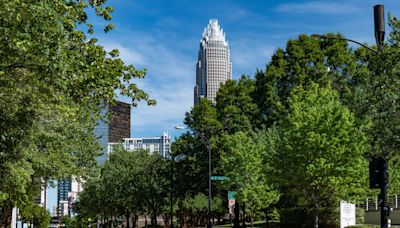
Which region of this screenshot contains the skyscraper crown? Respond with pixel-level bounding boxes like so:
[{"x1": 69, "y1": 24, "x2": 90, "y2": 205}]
[{"x1": 201, "y1": 19, "x2": 228, "y2": 46}]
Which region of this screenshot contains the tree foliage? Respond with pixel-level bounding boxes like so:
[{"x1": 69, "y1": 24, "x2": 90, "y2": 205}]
[
  {"x1": 76, "y1": 148, "x2": 168, "y2": 227},
  {"x1": 19, "y1": 204, "x2": 51, "y2": 228},
  {"x1": 221, "y1": 131, "x2": 279, "y2": 227},
  {"x1": 0, "y1": 0, "x2": 154, "y2": 226},
  {"x1": 270, "y1": 83, "x2": 368, "y2": 228}
]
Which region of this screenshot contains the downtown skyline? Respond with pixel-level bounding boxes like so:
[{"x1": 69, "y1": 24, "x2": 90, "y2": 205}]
[
  {"x1": 91, "y1": 0, "x2": 400, "y2": 139},
  {"x1": 40, "y1": 0, "x2": 400, "y2": 215}
]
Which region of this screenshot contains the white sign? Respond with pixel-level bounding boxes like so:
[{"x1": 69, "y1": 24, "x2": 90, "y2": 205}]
[
  {"x1": 340, "y1": 200, "x2": 356, "y2": 228},
  {"x1": 228, "y1": 200, "x2": 235, "y2": 215}
]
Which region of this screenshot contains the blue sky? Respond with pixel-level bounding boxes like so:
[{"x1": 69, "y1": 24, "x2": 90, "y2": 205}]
[
  {"x1": 47, "y1": 0, "x2": 400, "y2": 212},
  {"x1": 94, "y1": 0, "x2": 400, "y2": 138}
]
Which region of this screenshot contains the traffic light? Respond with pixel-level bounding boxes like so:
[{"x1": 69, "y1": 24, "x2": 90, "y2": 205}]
[{"x1": 369, "y1": 157, "x2": 388, "y2": 189}]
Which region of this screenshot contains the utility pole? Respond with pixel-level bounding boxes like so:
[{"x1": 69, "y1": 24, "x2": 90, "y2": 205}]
[
  {"x1": 373, "y1": 4, "x2": 389, "y2": 228},
  {"x1": 370, "y1": 156, "x2": 389, "y2": 228},
  {"x1": 312, "y1": 4, "x2": 388, "y2": 226},
  {"x1": 380, "y1": 158, "x2": 389, "y2": 228},
  {"x1": 207, "y1": 139, "x2": 212, "y2": 228}
]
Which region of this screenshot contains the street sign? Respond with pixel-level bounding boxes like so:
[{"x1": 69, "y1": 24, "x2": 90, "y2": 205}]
[
  {"x1": 211, "y1": 176, "x2": 228, "y2": 181},
  {"x1": 228, "y1": 191, "x2": 236, "y2": 200},
  {"x1": 228, "y1": 191, "x2": 236, "y2": 214}
]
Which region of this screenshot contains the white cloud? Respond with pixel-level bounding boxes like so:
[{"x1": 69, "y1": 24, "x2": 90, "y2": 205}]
[
  {"x1": 230, "y1": 39, "x2": 275, "y2": 76},
  {"x1": 102, "y1": 43, "x2": 146, "y2": 66},
  {"x1": 100, "y1": 33, "x2": 195, "y2": 137}
]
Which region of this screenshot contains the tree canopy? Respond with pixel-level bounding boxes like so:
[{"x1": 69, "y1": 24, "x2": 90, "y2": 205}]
[{"x1": 0, "y1": 0, "x2": 154, "y2": 226}]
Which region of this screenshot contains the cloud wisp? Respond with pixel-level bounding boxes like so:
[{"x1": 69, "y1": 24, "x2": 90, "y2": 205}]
[{"x1": 101, "y1": 32, "x2": 195, "y2": 137}]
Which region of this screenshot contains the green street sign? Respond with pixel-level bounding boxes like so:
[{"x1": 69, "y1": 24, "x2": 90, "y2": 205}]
[
  {"x1": 228, "y1": 191, "x2": 236, "y2": 200},
  {"x1": 211, "y1": 176, "x2": 229, "y2": 181}
]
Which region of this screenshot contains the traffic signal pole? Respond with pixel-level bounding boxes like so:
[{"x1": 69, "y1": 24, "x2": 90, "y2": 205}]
[
  {"x1": 373, "y1": 5, "x2": 388, "y2": 227},
  {"x1": 380, "y1": 158, "x2": 389, "y2": 228}
]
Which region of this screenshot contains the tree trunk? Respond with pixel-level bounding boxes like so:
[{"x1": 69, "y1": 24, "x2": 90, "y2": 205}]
[
  {"x1": 250, "y1": 209, "x2": 253, "y2": 228},
  {"x1": 0, "y1": 202, "x2": 13, "y2": 228},
  {"x1": 162, "y1": 212, "x2": 170, "y2": 227},
  {"x1": 241, "y1": 203, "x2": 246, "y2": 228},
  {"x1": 234, "y1": 202, "x2": 240, "y2": 228},
  {"x1": 145, "y1": 214, "x2": 148, "y2": 228},
  {"x1": 131, "y1": 213, "x2": 138, "y2": 228},
  {"x1": 314, "y1": 205, "x2": 319, "y2": 228},
  {"x1": 179, "y1": 210, "x2": 187, "y2": 228},
  {"x1": 126, "y1": 213, "x2": 130, "y2": 228},
  {"x1": 151, "y1": 207, "x2": 157, "y2": 228}
]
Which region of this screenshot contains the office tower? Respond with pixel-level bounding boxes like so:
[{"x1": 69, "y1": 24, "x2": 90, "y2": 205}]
[
  {"x1": 94, "y1": 101, "x2": 131, "y2": 164},
  {"x1": 57, "y1": 178, "x2": 71, "y2": 218},
  {"x1": 57, "y1": 101, "x2": 131, "y2": 217},
  {"x1": 108, "y1": 132, "x2": 171, "y2": 158},
  {"x1": 194, "y1": 19, "x2": 232, "y2": 105},
  {"x1": 57, "y1": 177, "x2": 82, "y2": 218}
]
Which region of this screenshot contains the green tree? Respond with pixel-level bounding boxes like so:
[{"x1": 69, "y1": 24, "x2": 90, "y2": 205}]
[
  {"x1": 216, "y1": 76, "x2": 258, "y2": 134},
  {"x1": 0, "y1": 0, "x2": 154, "y2": 226},
  {"x1": 76, "y1": 148, "x2": 169, "y2": 228},
  {"x1": 353, "y1": 16, "x2": 400, "y2": 193},
  {"x1": 221, "y1": 131, "x2": 279, "y2": 228},
  {"x1": 211, "y1": 196, "x2": 225, "y2": 224},
  {"x1": 19, "y1": 204, "x2": 51, "y2": 228},
  {"x1": 271, "y1": 83, "x2": 368, "y2": 228},
  {"x1": 253, "y1": 34, "x2": 364, "y2": 128}
]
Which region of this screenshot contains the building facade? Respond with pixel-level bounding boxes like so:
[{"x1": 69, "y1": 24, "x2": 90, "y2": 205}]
[
  {"x1": 94, "y1": 101, "x2": 131, "y2": 164},
  {"x1": 57, "y1": 177, "x2": 82, "y2": 218},
  {"x1": 57, "y1": 101, "x2": 130, "y2": 218},
  {"x1": 108, "y1": 132, "x2": 171, "y2": 158},
  {"x1": 194, "y1": 19, "x2": 232, "y2": 105}
]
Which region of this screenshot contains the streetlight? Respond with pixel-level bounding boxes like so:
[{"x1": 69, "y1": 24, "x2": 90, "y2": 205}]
[
  {"x1": 311, "y1": 4, "x2": 387, "y2": 228},
  {"x1": 175, "y1": 125, "x2": 212, "y2": 228},
  {"x1": 309, "y1": 34, "x2": 378, "y2": 54},
  {"x1": 169, "y1": 146, "x2": 174, "y2": 228}
]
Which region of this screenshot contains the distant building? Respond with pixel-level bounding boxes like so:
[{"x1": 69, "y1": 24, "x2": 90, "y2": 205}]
[
  {"x1": 34, "y1": 181, "x2": 47, "y2": 209},
  {"x1": 95, "y1": 101, "x2": 131, "y2": 164},
  {"x1": 108, "y1": 132, "x2": 171, "y2": 158},
  {"x1": 57, "y1": 101, "x2": 130, "y2": 218},
  {"x1": 194, "y1": 19, "x2": 232, "y2": 105},
  {"x1": 57, "y1": 177, "x2": 82, "y2": 218}
]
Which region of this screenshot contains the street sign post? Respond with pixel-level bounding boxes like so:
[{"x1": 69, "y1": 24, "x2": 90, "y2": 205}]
[{"x1": 228, "y1": 191, "x2": 236, "y2": 214}]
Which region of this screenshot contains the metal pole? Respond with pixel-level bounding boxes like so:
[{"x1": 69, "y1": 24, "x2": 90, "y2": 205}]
[
  {"x1": 380, "y1": 158, "x2": 389, "y2": 228},
  {"x1": 208, "y1": 140, "x2": 212, "y2": 228},
  {"x1": 373, "y1": 5, "x2": 387, "y2": 227},
  {"x1": 170, "y1": 156, "x2": 173, "y2": 228}
]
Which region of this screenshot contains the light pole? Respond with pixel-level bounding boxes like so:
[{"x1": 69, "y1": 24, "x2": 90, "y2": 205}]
[
  {"x1": 311, "y1": 4, "x2": 387, "y2": 228},
  {"x1": 170, "y1": 148, "x2": 174, "y2": 228},
  {"x1": 207, "y1": 136, "x2": 212, "y2": 228}
]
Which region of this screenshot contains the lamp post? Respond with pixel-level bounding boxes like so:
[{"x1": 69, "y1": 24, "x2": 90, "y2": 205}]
[
  {"x1": 311, "y1": 4, "x2": 387, "y2": 227},
  {"x1": 207, "y1": 137, "x2": 212, "y2": 228},
  {"x1": 170, "y1": 148, "x2": 174, "y2": 228}
]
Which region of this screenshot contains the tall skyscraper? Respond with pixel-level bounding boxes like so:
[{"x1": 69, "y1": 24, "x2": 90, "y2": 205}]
[{"x1": 194, "y1": 19, "x2": 232, "y2": 105}]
